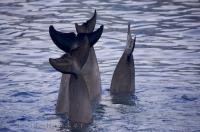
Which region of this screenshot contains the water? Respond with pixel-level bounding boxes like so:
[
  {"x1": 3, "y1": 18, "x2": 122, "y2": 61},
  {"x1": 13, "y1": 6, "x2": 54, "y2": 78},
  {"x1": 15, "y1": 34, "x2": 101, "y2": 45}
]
[{"x1": 0, "y1": 0, "x2": 200, "y2": 131}]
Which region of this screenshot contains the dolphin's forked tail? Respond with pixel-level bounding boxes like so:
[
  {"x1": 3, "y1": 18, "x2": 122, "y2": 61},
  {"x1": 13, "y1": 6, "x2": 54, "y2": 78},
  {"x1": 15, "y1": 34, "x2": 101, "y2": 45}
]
[
  {"x1": 49, "y1": 25, "x2": 103, "y2": 53},
  {"x1": 75, "y1": 9, "x2": 97, "y2": 33},
  {"x1": 126, "y1": 23, "x2": 136, "y2": 61},
  {"x1": 49, "y1": 54, "x2": 80, "y2": 78}
]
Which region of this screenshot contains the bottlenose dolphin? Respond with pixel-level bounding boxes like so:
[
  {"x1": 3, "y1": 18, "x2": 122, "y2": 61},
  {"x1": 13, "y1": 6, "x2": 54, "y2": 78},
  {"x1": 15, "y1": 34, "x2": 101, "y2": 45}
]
[
  {"x1": 49, "y1": 25, "x2": 103, "y2": 123},
  {"x1": 49, "y1": 24, "x2": 103, "y2": 115},
  {"x1": 75, "y1": 9, "x2": 101, "y2": 102},
  {"x1": 49, "y1": 36, "x2": 91, "y2": 123},
  {"x1": 57, "y1": 10, "x2": 101, "y2": 115},
  {"x1": 110, "y1": 23, "x2": 136, "y2": 94}
]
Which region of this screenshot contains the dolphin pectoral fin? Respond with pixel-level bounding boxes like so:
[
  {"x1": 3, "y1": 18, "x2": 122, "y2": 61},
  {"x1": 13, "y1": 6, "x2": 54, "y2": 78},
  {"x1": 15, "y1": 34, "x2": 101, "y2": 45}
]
[
  {"x1": 126, "y1": 23, "x2": 136, "y2": 62},
  {"x1": 87, "y1": 25, "x2": 104, "y2": 47},
  {"x1": 75, "y1": 9, "x2": 97, "y2": 33},
  {"x1": 49, "y1": 55, "x2": 79, "y2": 78},
  {"x1": 49, "y1": 25, "x2": 78, "y2": 52}
]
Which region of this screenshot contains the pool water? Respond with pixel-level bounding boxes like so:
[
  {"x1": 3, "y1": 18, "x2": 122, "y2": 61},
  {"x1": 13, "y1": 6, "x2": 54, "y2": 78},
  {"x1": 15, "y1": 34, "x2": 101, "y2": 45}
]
[{"x1": 0, "y1": 0, "x2": 200, "y2": 131}]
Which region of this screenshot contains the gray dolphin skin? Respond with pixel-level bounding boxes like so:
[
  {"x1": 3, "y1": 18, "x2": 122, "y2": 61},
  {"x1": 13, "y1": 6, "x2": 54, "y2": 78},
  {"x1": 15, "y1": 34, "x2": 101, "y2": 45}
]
[
  {"x1": 51, "y1": 25, "x2": 103, "y2": 117},
  {"x1": 49, "y1": 24, "x2": 103, "y2": 52},
  {"x1": 49, "y1": 26, "x2": 77, "y2": 53},
  {"x1": 49, "y1": 25, "x2": 103, "y2": 123},
  {"x1": 49, "y1": 36, "x2": 92, "y2": 123},
  {"x1": 75, "y1": 10, "x2": 102, "y2": 102},
  {"x1": 57, "y1": 10, "x2": 101, "y2": 116},
  {"x1": 110, "y1": 23, "x2": 136, "y2": 94},
  {"x1": 75, "y1": 9, "x2": 96, "y2": 33}
]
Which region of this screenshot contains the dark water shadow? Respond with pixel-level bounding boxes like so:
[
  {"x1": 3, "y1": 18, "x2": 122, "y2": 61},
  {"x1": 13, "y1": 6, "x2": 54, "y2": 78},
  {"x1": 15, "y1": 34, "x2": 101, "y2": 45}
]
[
  {"x1": 111, "y1": 93, "x2": 136, "y2": 106},
  {"x1": 55, "y1": 100, "x2": 106, "y2": 132},
  {"x1": 68, "y1": 123, "x2": 93, "y2": 132},
  {"x1": 56, "y1": 118, "x2": 94, "y2": 132}
]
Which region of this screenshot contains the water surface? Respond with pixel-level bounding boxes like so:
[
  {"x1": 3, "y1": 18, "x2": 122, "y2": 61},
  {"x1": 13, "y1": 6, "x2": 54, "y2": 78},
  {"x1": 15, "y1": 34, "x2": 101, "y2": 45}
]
[{"x1": 0, "y1": 0, "x2": 200, "y2": 131}]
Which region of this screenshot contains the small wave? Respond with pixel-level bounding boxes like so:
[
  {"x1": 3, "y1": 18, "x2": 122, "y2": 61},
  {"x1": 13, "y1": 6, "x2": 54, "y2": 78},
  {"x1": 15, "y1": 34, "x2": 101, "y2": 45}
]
[
  {"x1": 11, "y1": 91, "x2": 41, "y2": 97},
  {"x1": 0, "y1": 128, "x2": 15, "y2": 132},
  {"x1": 181, "y1": 94, "x2": 198, "y2": 101}
]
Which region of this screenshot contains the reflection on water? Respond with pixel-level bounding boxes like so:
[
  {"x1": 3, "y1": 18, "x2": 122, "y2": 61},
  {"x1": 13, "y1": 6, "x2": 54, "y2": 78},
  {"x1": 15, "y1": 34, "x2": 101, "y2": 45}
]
[
  {"x1": 0, "y1": 0, "x2": 200, "y2": 131},
  {"x1": 111, "y1": 93, "x2": 136, "y2": 106}
]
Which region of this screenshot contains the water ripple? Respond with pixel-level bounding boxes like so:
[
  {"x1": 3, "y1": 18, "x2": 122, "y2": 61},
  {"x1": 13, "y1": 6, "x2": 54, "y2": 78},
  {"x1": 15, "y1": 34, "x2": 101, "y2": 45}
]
[{"x1": 0, "y1": 0, "x2": 200, "y2": 131}]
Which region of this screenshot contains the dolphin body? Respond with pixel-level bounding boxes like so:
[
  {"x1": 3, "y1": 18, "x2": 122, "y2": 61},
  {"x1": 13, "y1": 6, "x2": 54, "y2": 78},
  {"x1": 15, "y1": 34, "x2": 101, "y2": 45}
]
[
  {"x1": 55, "y1": 10, "x2": 102, "y2": 116},
  {"x1": 75, "y1": 9, "x2": 102, "y2": 102},
  {"x1": 110, "y1": 23, "x2": 136, "y2": 94},
  {"x1": 49, "y1": 25, "x2": 103, "y2": 123},
  {"x1": 49, "y1": 36, "x2": 92, "y2": 123}
]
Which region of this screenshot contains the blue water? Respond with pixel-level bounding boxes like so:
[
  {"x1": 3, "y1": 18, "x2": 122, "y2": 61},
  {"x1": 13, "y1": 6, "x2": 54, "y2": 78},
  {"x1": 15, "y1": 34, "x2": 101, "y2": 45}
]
[{"x1": 0, "y1": 0, "x2": 200, "y2": 131}]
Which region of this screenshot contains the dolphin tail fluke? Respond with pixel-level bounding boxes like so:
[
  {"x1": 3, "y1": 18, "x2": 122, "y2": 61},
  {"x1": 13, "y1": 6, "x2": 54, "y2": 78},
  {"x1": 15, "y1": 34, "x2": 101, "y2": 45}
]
[
  {"x1": 126, "y1": 23, "x2": 136, "y2": 61},
  {"x1": 87, "y1": 25, "x2": 104, "y2": 47},
  {"x1": 49, "y1": 54, "x2": 79, "y2": 78},
  {"x1": 86, "y1": 9, "x2": 97, "y2": 31},
  {"x1": 75, "y1": 9, "x2": 97, "y2": 33},
  {"x1": 72, "y1": 35, "x2": 90, "y2": 68},
  {"x1": 49, "y1": 25, "x2": 78, "y2": 53},
  {"x1": 49, "y1": 35, "x2": 91, "y2": 78}
]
